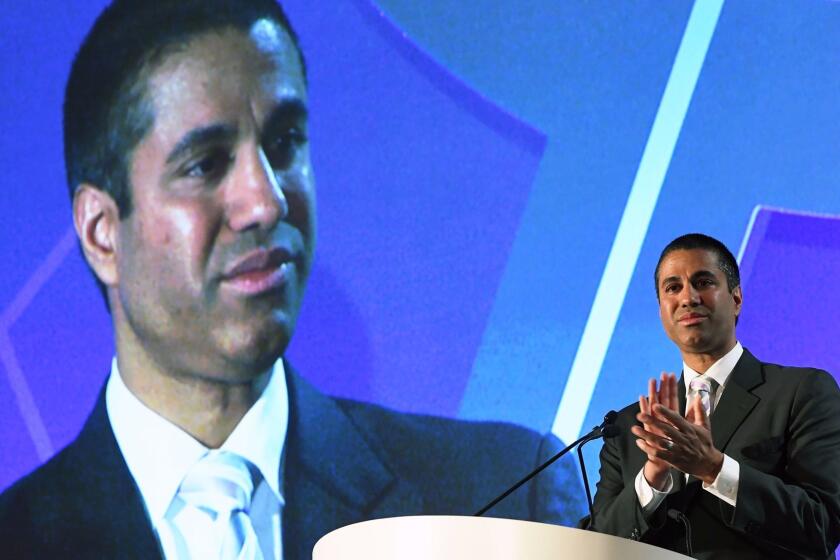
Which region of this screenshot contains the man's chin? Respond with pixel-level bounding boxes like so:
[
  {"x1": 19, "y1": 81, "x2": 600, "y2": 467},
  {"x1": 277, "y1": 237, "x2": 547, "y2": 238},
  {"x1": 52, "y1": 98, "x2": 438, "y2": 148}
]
[
  {"x1": 677, "y1": 337, "x2": 722, "y2": 357},
  {"x1": 211, "y1": 313, "x2": 292, "y2": 365}
]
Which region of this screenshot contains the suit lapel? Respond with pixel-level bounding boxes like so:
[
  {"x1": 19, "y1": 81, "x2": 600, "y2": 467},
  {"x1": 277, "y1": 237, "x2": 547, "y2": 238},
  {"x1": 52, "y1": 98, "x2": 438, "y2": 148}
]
[
  {"x1": 678, "y1": 373, "x2": 687, "y2": 415},
  {"x1": 60, "y1": 387, "x2": 163, "y2": 558},
  {"x1": 672, "y1": 349, "x2": 763, "y2": 508},
  {"x1": 709, "y1": 349, "x2": 762, "y2": 452},
  {"x1": 678, "y1": 349, "x2": 763, "y2": 452},
  {"x1": 282, "y1": 366, "x2": 423, "y2": 559}
]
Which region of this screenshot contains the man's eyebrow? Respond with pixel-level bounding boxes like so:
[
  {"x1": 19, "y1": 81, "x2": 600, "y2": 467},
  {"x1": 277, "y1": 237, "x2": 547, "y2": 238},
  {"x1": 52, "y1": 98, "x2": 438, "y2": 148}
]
[
  {"x1": 661, "y1": 275, "x2": 681, "y2": 286},
  {"x1": 690, "y1": 270, "x2": 717, "y2": 281},
  {"x1": 166, "y1": 123, "x2": 238, "y2": 165}
]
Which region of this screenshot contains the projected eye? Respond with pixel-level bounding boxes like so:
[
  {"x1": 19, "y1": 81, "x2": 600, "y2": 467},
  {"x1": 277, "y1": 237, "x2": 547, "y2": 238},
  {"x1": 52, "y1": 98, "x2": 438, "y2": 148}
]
[
  {"x1": 184, "y1": 149, "x2": 233, "y2": 181},
  {"x1": 265, "y1": 128, "x2": 307, "y2": 170}
]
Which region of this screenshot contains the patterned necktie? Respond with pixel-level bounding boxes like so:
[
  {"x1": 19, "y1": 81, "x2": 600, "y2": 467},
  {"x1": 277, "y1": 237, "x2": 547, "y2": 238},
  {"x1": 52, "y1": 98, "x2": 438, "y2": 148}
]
[
  {"x1": 175, "y1": 451, "x2": 265, "y2": 560},
  {"x1": 689, "y1": 376, "x2": 715, "y2": 417}
]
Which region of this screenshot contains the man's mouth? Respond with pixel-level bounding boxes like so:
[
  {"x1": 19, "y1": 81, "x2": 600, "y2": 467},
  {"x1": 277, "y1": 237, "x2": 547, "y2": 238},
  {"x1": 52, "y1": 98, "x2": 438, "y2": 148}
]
[
  {"x1": 678, "y1": 312, "x2": 707, "y2": 326},
  {"x1": 221, "y1": 248, "x2": 295, "y2": 296}
]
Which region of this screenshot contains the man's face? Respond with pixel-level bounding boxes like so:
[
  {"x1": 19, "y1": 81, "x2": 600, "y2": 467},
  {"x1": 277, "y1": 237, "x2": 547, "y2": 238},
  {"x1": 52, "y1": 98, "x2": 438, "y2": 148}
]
[
  {"x1": 657, "y1": 249, "x2": 741, "y2": 359},
  {"x1": 114, "y1": 21, "x2": 315, "y2": 382}
]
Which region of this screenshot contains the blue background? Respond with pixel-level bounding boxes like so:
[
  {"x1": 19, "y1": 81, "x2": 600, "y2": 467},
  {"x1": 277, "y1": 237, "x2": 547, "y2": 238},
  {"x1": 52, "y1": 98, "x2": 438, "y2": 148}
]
[{"x1": 2, "y1": 0, "x2": 840, "y2": 508}]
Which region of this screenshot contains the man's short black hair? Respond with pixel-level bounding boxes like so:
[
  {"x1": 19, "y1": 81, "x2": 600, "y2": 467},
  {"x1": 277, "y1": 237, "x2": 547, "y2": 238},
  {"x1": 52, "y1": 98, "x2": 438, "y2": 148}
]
[
  {"x1": 64, "y1": 0, "x2": 304, "y2": 304},
  {"x1": 64, "y1": 0, "x2": 303, "y2": 217},
  {"x1": 654, "y1": 233, "x2": 740, "y2": 298}
]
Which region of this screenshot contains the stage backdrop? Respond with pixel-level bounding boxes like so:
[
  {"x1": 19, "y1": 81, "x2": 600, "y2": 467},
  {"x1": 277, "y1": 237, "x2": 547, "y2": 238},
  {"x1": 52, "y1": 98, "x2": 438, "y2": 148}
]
[{"x1": 2, "y1": 0, "x2": 840, "y2": 502}]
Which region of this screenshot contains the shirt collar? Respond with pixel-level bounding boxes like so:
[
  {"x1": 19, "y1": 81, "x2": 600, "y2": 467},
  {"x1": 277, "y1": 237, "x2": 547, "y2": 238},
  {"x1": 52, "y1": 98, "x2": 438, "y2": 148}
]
[
  {"x1": 683, "y1": 341, "x2": 743, "y2": 391},
  {"x1": 220, "y1": 360, "x2": 287, "y2": 505},
  {"x1": 105, "y1": 358, "x2": 288, "y2": 526}
]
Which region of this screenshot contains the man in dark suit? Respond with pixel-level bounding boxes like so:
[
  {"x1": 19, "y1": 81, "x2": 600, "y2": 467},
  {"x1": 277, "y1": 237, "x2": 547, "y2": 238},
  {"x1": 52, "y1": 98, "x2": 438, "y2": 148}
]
[
  {"x1": 0, "y1": 365, "x2": 578, "y2": 558},
  {"x1": 0, "y1": 0, "x2": 583, "y2": 557},
  {"x1": 590, "y1": 233, "x2": 840, "y2": 559}
]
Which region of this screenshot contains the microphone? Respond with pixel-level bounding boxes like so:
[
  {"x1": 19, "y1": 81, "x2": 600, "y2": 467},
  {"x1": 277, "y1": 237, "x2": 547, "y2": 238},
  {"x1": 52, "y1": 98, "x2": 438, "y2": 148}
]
[
  {"x1": 577, "y1": 413, "x2": 621, "y2": 525},
  {"x1": 667, "y1": 509, "x2": 693, "y2": 557},
  {"x1": 474, "y1": 410, "x2": 620, "y2": 517},
  {"x1": 601, "y1": 424, "x2": 621, "y2": 438}
]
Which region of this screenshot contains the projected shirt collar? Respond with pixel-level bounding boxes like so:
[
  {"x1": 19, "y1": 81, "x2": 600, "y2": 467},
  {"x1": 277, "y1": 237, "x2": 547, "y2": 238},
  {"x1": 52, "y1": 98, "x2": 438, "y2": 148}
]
[{"x1": 105, "y1": 357, "x2": 288, "y2": 525}]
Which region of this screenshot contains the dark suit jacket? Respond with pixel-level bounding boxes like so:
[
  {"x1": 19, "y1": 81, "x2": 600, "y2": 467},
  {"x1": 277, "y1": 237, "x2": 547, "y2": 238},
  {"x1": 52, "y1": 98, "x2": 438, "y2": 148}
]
[
  {"x1": 591, "y1": 348, "x2": 840, "y2": 559},
  {"x1": 0, "y1": 365, "x2": 585, "y2": 558}
]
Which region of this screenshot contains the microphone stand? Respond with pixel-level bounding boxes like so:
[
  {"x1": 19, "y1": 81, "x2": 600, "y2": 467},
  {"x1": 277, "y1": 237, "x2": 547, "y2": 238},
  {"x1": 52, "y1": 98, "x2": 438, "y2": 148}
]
[
  {"x1": 575, "y1": 423, "x2": 620, "y2": 526},
  {"x1": 577, "y1": 436, "x2": 596, "y2": 522},
  {"x1": 474, "y1": 413, "x2": 619, "y2": 517},
  {"x1": 668, "y1": 509, "x2": 694, "y2": 557}
]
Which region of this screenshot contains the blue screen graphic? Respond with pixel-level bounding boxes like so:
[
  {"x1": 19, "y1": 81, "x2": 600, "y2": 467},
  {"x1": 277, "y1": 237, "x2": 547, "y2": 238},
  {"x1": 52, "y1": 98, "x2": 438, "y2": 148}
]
[{"x1": 2, "y1": 0, "x2": 839, "y2": 518}]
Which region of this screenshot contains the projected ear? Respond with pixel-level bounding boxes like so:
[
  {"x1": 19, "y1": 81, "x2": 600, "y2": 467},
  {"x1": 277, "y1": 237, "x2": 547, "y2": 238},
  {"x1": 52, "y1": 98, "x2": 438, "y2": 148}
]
[{"x1": 72, "y1": 184, "x2": 120, "y2": 286}]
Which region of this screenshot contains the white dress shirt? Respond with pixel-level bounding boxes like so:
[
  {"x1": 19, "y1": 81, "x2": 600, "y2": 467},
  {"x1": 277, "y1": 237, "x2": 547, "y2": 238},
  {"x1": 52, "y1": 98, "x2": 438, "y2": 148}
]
[
  {"x1": 106, "y1": 359, "x2": 288, "y2": 559},
  {"x1": 635, "y1": 342, "x2": 743, "y2": 513}
]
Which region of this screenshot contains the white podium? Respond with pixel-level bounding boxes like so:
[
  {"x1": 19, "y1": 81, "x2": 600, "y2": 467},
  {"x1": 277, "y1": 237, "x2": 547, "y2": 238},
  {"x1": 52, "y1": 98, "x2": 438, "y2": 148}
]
[{"x1": 313, "y1": 515, "x2": 691, "y2": 559}]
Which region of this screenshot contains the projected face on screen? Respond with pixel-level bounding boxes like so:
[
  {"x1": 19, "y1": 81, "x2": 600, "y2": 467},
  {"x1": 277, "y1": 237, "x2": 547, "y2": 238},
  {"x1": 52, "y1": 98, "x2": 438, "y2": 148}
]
[{"x1": 78, "y1": 21, "x2": 316, "y2": 383}]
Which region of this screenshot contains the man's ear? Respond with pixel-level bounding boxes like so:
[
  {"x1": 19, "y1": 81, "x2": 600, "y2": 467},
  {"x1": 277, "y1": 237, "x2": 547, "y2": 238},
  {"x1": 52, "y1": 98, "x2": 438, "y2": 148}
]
[
  {"x1": 72, "y1": 184, "x2": 121, "y2": 286},
  {"x1": 732, "y1": 285, "x2": 743, "y2": 318}
]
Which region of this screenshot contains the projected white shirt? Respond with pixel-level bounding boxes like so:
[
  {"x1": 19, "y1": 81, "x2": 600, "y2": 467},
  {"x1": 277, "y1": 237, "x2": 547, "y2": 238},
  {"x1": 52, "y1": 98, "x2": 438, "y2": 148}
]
[{"x1": 105, "y1": 358, "x2": 288, "y2": 559}]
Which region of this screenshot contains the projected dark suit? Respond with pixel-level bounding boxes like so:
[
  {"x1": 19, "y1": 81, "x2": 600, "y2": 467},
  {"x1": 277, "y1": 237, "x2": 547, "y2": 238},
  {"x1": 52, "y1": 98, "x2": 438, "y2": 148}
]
[
  {"x1": 0, "y1": 365, "x2": 584, "y2": 559},
  {"x1": 591, "y1": 349, "x2": 840, "y2": 559}
]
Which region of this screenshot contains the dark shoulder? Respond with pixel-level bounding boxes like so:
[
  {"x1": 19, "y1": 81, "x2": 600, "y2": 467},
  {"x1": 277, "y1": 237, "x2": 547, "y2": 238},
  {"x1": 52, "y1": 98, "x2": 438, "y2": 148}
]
[
  {"x1": 334, "y1": 398, "x2": 550, "y2": 484},
  {"x1": 335, "y1": 397, "x2": 544, "y2": 456},
  {"x1": 0, "y1": 440, "x2": 85, "y2": 547},
  {"x1": 329, "y1": 397, "x2": 586, "y2": 521},
  {"x1": 2, "y1": 440, "x2": 83, "y2": 505},
  {"x1": 757, "y1": 360, "x2": 839, "y2": 399},
  {"x1": 760, "y1": 360, "x2": 835, "y2": 383}
]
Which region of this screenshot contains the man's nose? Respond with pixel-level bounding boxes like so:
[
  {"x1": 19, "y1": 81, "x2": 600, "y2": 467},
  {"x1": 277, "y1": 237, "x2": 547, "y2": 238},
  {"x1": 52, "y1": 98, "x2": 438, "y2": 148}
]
[
  {"x1": 225, "y1": 144, "x2": 288, "y2": 232},
  {"x1": 680, "y1": 284, "x2": 701, "y2": 306}
]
